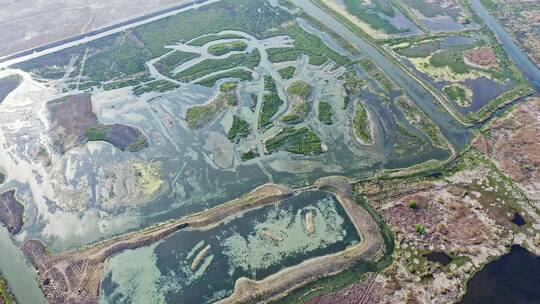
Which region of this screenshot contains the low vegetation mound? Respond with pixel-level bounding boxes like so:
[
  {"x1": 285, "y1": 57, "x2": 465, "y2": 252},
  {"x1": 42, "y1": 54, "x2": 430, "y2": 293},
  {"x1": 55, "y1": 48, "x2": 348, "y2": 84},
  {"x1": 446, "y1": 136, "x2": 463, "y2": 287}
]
[
  {"x1": 353, "y1": 101, "x2": 371, "y2": 143},
  {"x1": 186, "y1": 82, "x2": 238, "y2": 129},
  {"x1": 154, "y1": 51, "x2": 199, "y2": 77},
  {"x1": 318, "y1": 101, "x2": 333, "y2": 125},
  {"x1": 175, "y1": 50, "x2": 260, "y2": 82},
  {"x1": 228, "y1": 115, "x2": 250, "y2": 142},
  {"x1": 277, "y1": 66, "x2": 296, "y2": 80},
  {"x1": 259, "y1": 76, "x2": 284, "y2": 129},
  {"x1": 282, "y1": 80, "x2": 312, "y2": 124},
  {"x1": 265, "y1": 126, "x2": 323, "y2": 155},
  {"x1": 208, "y1": 41, "x2": 248, "y2": 56},
  {"x1": 286, "y1": 80, "x2": 311, "y2": 99}
]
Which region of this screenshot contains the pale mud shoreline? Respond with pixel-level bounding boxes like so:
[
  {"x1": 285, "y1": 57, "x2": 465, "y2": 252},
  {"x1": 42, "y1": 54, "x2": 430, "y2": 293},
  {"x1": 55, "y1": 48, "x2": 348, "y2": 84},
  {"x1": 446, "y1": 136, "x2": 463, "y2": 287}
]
[
  {"x1": 20, "y1": 177, "x2": 384, "y2": 304},
  {"x1": 21, "y1": 183, "x2": 294, "y2": 304}
]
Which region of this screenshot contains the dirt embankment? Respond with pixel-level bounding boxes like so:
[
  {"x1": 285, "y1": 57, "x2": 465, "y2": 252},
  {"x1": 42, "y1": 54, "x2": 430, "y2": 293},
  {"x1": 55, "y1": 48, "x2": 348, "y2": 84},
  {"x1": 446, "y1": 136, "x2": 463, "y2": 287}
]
[
  {"x1": 21, "y1": 183, "x2": 292, "y2": 304},
  {"x1": 0, "y1": 190, "x2": 24, "y2": 235},
  {"x1": 217, "y1": 176, "x2": 385, "y2": 304}
]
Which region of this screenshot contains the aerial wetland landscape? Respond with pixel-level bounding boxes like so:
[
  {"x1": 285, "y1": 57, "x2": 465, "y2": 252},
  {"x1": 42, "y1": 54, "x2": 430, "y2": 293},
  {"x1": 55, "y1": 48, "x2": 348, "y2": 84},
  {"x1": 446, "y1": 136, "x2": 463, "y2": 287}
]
[{"x1": 0, "y1": 0, "x2": 539, "y2": 303}]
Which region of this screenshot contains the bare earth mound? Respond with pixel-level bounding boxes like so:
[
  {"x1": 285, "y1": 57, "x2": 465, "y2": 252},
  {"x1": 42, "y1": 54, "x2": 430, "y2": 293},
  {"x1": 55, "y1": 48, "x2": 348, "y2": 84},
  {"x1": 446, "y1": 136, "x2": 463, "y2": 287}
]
[{"x1": 0, "y1": 190, "x2": 24, "y2": 235}]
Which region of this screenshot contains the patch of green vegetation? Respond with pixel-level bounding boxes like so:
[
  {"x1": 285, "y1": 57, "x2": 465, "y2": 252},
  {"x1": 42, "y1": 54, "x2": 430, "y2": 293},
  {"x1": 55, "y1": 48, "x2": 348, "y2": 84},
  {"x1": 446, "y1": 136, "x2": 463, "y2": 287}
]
[
  {"x1": 282, "y1": 102, "x2": 311, "y2": 124},
  {"x1": 318, "y1": 101, "x2": 333, "y2": 125},
  {"x1": 394, "y1": 40, "x2": 441, "y2": 58},
  {"x1": 265, "y1": 126, "x2": 323, "y2": 155},
  {"x1": 102, "y1": 75, "x2": 153, "y2": 91},
  {"x1": 188, "y1": 34, "x2": 245, "y2": 46},
  {"x1": 79, "y1": 32, "x2": 153, "y2": 83},
  {"x1": 185, "y1": 89, "x2": 237, "y2": 129},
  {"x1": 443, "y1": 85, "x2": 467, "y2": 104},
  {"x1": 479, "y1": 0, "x2": 497, "y2": 11},
  {"x1": 341, "y1": 70, "x2": 365, "y2": 109},
  {"x1": 430, "y1": 50, "x2": 470, "y2": 74},
  {"x1": 395, "y1": 96, "x2": 446, "y2": 148},
  {"x1": 84, "y1": 125, "x2": 148, "y2": 152},
  {"x1": 342, "y1": 70, "x2": 364, "y2": 95},
  {"x1": 185, "y1": 105, "x2": 215, "y2": 129},
  {"x1": 267, "y1": 23, "x2": 350, "y2": 66},
  {"x1": 196, "y1": 69, "x2": 253, "y2": 87},
  {"x1": 241, "y1": 149, "x2": 259, "y2": 161},
  {"x1": 15, "y1": 0, "x2": 289, "y2": 82},
  {"x1": 298, "y1": 12, "x2": 359, "y2": 55},
  {"x1": 415, "y1": 223, "x2": 426, "y2": 235},
  {"x1": 132, "y1": 80, "x2": 179, "y2": 95},
  {"x1": 286, "y1": 80, "x2": 311, "y2": 99},
  {"x1": 342, "y1": 0, "x2": 410, "y2": 34},
  {"x1": 126, "y1": 136, "x2": 150, "y2": 152},
  {"x1": 0, "y1": 275, "x2": 16, "y2": 304},
  {"x1": 469, "y1": 84, "x2": 534, "y2": 122},
  {"x1": 408, "y1": 199, "x2": 418, "y2": 209},
  {"x1": 133, "y1": 0, "x2": 290, "y2": 57},
  {"x1": 220, "y1": 81, "x2": 238, "y2": 92},
  {"x1": 259, "y1": 76, "x2": 284, "y2": 129},
  {"x1": 359, "y1": 58, "x2": 393, "y2": 91},
  {"x1": 277, "y1": 66, "x2": 296, "y2": 79},
  {"x1": 85, "y1": 125, "x2": 109, "y2": 141},
  {"x1": 208, "y1": 41, "x2": 248, "y2": 56},
  {"x1": 68, "y1": 81, "x2": 100, "y2": 91},
  {"x1": 221, "y1": 90, "x2": 238, "y2": 106},
  {"x1": 154, "y1": 51, "x2": 199, "y2": 77},
  {"x1": 393, "y1": 120, "x2": 426, "y2": 157},
  {"x1": 266, "y1": 48, "x2": 304, "y2": 63},
  {"x1": 175, "y1": 50, "x2": 260, "y2": 82},
  {"x1": 228, "y1": 115, "x2": 250, "y2": 141},
  {"x1": 353, "y1": 101, "x2": 371, "y2": 143}
]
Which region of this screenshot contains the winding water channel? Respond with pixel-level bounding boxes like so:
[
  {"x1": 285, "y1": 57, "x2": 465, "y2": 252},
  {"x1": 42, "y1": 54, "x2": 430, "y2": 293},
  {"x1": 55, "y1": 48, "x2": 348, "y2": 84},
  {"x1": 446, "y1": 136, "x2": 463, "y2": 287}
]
[
  {"x1": 468, "y1": 0, "x2": 540, "y2": 92},
  {"x1": 291, "y1": 0, "x2": 472, "y2": 149}
]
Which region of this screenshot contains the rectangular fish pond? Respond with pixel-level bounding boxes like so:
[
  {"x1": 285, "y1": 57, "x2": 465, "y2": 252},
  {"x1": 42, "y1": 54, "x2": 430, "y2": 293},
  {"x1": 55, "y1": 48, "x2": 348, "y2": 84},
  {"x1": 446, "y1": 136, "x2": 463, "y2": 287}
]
[{"x1": 100, "y1": 190, "x2": 360, "y2": 304}]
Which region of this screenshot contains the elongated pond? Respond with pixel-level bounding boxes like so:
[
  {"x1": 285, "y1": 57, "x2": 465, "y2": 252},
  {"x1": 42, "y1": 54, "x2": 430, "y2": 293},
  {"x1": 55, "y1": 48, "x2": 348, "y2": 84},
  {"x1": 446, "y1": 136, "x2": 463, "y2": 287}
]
[{"x1": 100, "y1": 190, "x2": 360, "y2": 303}]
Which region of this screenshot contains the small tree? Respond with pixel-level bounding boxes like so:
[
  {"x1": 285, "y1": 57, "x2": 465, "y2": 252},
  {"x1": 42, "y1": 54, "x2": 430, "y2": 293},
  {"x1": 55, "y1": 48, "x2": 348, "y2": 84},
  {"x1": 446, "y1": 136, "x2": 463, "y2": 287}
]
[
  {"x1": 408, "y1": 199, "x2": 418, "y2": 209},
  {"x1": 415, "y1": 224, "x2": 426, "y2": 235}
]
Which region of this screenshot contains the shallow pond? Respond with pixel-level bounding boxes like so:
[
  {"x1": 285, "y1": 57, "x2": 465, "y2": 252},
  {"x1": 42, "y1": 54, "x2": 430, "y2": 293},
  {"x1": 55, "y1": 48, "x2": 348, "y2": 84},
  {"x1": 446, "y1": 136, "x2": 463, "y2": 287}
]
[
  {"x1": 461, "y1": 245, "x2": 540, "y2": 304},
  {"x1": 0, "y1": 75, "x2": 21, "y2": 103},
  {"x1": 100, "y1": 190, "x2": 360, "y2": 304},
  {"x1": 424, "y1": 251, "x2": 452, "y2": 266}
]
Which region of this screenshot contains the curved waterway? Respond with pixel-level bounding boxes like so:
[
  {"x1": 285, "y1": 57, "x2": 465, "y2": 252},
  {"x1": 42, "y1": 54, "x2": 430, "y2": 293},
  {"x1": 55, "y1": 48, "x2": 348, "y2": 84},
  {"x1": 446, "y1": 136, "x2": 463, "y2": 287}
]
[
  {"x1": 291, "y1": 0, "x2": 471, "y2": 150},
  {"x1": 0, "y1": 228, "x2": 47, "y2": 304},
  {"x1": 468, "y1": 0, "x2": 540, "y2": 92}
]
